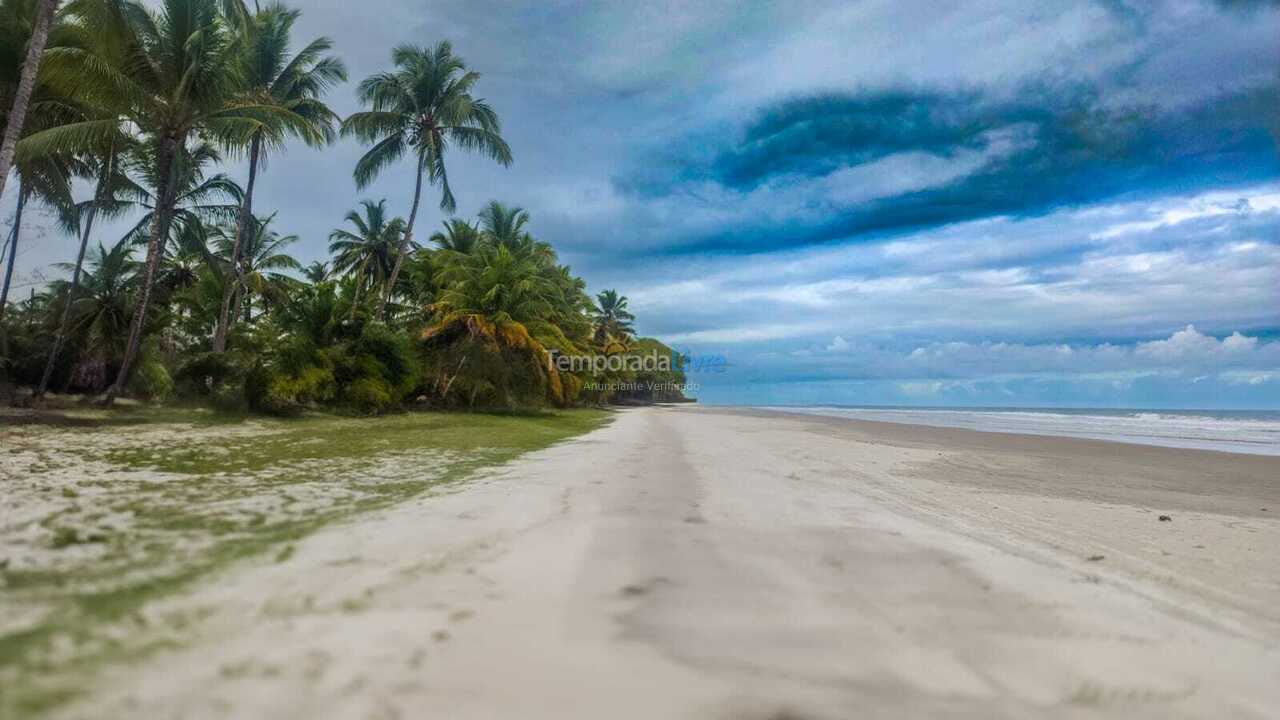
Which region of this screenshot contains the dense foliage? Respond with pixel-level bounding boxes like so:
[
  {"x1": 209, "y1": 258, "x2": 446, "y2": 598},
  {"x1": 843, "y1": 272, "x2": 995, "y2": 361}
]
[{"x1": 0, "y1": 0, "x2": 684, "y2": 413}]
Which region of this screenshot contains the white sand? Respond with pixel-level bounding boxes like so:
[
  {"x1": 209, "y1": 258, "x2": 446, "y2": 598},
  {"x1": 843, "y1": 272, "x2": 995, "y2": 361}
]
[{"x1": 48, "y1": 406, "x2": 1280, "y2": 719}]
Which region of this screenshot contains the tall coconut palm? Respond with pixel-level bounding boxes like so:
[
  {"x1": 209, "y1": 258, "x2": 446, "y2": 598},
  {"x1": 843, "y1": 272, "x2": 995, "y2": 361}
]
[
  {"x1": 0, "y1": 109, "x2": 76, "y2": 333},
  {"x1": 1, "y1": 0, "x2": 75, "y2": 333},
  {"x1": 0, "y1": 0, "x2": 59, "y2": 200},
  {"x1": 592, "y1": 289, "x2": 635, "y2": 345},
  {"x1": 211, "y1": 0, "x2": 345, "y2": 352},
  {"x1": 342, "y1": 40, "x2": 511, "y2": 319},
  {"x1": 33, "y1": 129, "x2": 138, "y2": 397},
  {"x1": 30, "y1": 0, "x2": 290, "y2": 403},
  {"x1": 328, "y1": 198, "x2": 405, "y2": 305},
  {"x1": 14, "y1": 0, "x2": 146, "y2": 394}
]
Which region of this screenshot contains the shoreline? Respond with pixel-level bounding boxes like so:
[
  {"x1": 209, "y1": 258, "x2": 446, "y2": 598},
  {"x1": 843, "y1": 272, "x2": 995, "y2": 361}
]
[{"x1": 718, "y1": 404, "x2": 1280, "y2": 457}]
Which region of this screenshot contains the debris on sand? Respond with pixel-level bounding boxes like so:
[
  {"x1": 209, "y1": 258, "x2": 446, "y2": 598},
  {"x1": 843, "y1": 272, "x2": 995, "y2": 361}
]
[
  {"x1": 1087, "y1": 555, "x2": 1105, "y2": 562},
  {"x1": 1158, "y1": 515, "x2": 1172, "y2": 522}
]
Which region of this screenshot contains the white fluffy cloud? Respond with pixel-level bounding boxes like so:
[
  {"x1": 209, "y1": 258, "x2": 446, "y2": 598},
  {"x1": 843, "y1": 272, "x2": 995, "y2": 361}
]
[
  {"x1": 886, "y1": 326, "x2": 1280, "y2": 379},
  {"x1": 628, "y1": 183, "x2": 1280, "y2": 351}
]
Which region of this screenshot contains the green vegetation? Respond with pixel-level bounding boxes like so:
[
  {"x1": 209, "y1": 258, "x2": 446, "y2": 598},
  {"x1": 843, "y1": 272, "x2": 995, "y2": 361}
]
[
  {"x1": 0, "y1": 0, "x2": 686, "y2": 410},
  {"x1": 0, "y1": 406, "x2": 609, "y2": 717}
]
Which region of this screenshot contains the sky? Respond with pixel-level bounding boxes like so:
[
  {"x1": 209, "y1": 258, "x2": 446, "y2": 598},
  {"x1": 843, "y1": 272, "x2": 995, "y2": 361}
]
[{"x1": 5, "y1": 0, "x2": 1280, "y2": 408}]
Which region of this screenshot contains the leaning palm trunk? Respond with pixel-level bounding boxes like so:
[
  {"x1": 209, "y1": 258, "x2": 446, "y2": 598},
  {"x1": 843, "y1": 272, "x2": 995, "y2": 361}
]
[
  {"x1": 0, "y1": 186, "x2": 26, "y2": 365},
  {"x1": 102, "y1": 138, "x2": 179, "y2": 404},
  {"x1": 0, "y1": 186, "x2": 28, "y2": 327},
  {"x1": 36, "y1": 159, "x2": 111, "y2": 397},
  {"x1": 211, "y1": 133, "x2": 261, "y2": 352},
  {"x1": 376, "y1": 156, "x2": 425, "y2": 320},
  {"x1": 0, "y1": 0, "x2": 58, "y2": 200},
  {"x1": 229, "y1": 283, "x2": 243, "y2": 326},
  {"x1": 349, "y1": 278, "x2": 361, "y2": 320}
]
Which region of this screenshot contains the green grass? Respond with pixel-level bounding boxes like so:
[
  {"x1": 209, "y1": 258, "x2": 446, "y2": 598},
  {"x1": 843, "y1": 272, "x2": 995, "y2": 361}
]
[{"x1": 0, "y1": 406, "x2": 609, "y2": 718}]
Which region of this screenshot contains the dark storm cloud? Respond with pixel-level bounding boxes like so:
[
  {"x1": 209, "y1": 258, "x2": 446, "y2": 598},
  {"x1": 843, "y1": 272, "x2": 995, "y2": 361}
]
[
  {"x1": 715, "y1": 92, "x2": 990, "y2": 188},
  {"x1": 617, "y1": 83, "x2": 1280, "y2": 254},
  {"x1": 1214, "y1": 0, "x2": 1280, "y2": 9}
]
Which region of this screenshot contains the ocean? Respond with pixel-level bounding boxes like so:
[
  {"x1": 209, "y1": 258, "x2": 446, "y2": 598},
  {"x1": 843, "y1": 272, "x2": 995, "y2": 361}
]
[{"x1": 760, "y1": 406, "x2": 1280, "y2": 456}]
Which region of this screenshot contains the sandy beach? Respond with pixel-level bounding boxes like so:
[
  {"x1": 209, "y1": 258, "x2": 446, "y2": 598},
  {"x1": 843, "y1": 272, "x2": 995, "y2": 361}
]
[{"x1": 30, "y1": 405, "x2": 1280, "y2": 719}]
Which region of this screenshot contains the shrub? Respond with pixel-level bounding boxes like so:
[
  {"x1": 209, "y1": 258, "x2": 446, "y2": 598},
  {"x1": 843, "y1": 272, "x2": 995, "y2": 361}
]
[
  {"x1": 419, "y1": 334, "x2": 554, "y2": 410},
  {"x1": 255, "y1": 365, "x2": 336, "y2": 416},
  {"x1": 344, "y1": 377, "x2": 394, "y2": 414},
  {"x1": 327, "y1": 324, "x2": 419, "y2": 413},
  {"x1": 129, "y1": 358, "x2": 174, "y2": 401},
  {"x1": 350, "y1": 324, "x2": 418, "y2": 392},
  {"x1": 127, "y1": 340, "x2": 174, "y2": 401},
  {"x1": 175, "y1": 351, "x2": 245, "y2": 397}
]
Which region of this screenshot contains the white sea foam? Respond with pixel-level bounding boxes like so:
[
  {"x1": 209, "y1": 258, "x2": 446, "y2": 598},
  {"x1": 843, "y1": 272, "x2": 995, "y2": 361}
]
[{"x1": 761, "y1": 406, "x2": 1280, "y2": 456}]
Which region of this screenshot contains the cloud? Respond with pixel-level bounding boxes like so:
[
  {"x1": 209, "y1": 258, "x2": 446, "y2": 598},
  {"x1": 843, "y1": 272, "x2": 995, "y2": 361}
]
[
  {"x1": 686, "y1": 326, "x2": 1280, "y2": 393},
  {"x1": 1215, "y1": 0, "x2": 1280, "y2": 11},
  {"x1": 622, "y1": 184, "x2": 1280, "y2": 351},
  {"x1": 826, "y1": 336, "x2": 850, "y2": 352},
  {"x1": 616, "y1": 84, "x2": 1280, "y2": 255},
  {"x1": 893, "y1": 326, "x2": 1280, "y2": 380}
]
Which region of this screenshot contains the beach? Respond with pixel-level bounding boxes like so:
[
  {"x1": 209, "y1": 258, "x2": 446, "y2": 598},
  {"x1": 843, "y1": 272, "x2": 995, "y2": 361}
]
[{"x1": 21, "y1": 405, "x2": 1280, "y2": 719}]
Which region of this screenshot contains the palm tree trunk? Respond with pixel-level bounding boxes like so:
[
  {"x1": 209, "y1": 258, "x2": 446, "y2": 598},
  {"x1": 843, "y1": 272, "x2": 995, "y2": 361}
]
[
  {"x1": 0, "y1": 0, "x2": 58, "y2": 201},
  {"x1": 0, "y1": 187, "x2": 25, "y2": 366},
  {"x1": 0, "y1": 187, "x2": 28, "y2": 326},
  {"x1": 229, "y1": 282, "x2": 243, "y2": 325},
  {"x1": 36, "y1": 159, "x2": 110, "y2": 397},
  {"x1": 103, "y1": 135, "x2": 179, "y2": 404},
  {"x1": 349, "y1": 278, "x2": 361, "y2": 320},
  {"x1": 212, "y1": 133, "x2": 261, "y2": 352},
  {"x1": 377, "y1": 155, "x2": 425, "y2": 320}
]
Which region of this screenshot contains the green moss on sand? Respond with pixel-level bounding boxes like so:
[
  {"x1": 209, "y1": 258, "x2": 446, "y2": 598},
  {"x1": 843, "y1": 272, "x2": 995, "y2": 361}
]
[{"x1": 0, "y1": 407, "x2": 608, "y2": 718}]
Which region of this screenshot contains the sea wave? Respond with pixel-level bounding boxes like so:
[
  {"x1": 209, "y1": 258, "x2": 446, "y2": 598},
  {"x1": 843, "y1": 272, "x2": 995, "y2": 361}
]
[{"x1": 761, "y1": 406, "x2": 1280, "y2": 456}]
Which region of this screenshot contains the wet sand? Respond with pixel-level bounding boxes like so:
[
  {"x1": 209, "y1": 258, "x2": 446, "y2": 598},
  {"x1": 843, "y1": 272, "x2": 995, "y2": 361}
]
[{"x1": 48, "y1": 405, "x2": 1280, "y2": 719}]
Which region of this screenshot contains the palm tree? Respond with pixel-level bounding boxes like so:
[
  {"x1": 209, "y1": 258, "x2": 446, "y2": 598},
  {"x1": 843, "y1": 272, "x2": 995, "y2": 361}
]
[
  {"x1": 427, "y1": 242, "x2": 576, "y2": 406},
  {"x1": 211, "y1": 0, "x2": 345, "y2": 352},
  {"x1": 34, "y1": 128, "x2": 138, "y2": 397},
  {"x1": 477, "y1": 200, "x2": 529, "y2": 247},
  {"x1": 477, "y1": 200, "x2": 556, "y2": 265},
  {"x1": 30, "y1": 0, "x2": 288, "y2": 403},
  {"x1": 301, "y1": 259, "x2": 327, "y2": 283},
  {"x1": 431, "y1": 243, "x2": 561, "y2": 330},
  {"x1": 118, "y1": 143, "x2": 243, "y2": 254},
  {"x1": 592, "y1": 289, "x2": 635, "y2": 345},
  {"x1": 0, "y1": 0, "x2": 59, "y2": 200},
  {"x1": 214, "y1": 212, "x2": 299, "y2": 322},
  {"x1": 0, "y1": 103, "x2": 76, "y2": 332},
  {"x1": 1, "y1": 0, "x2": 76, "y2": 333},
  {"x1": 328, "y1": 198, "x2": 405, "y2": 306},
  {"x1": 430, "y1": 218, "x2": 481, "y2": 254},
  {"x1": 546, "y1": 263, "x2": 594, "y2": 345},
  {"x1": 276, "y1": 274, "x2": 342, "y2": 347},
  {"x1": 53, "y1": 235, "x2": 139, "y2": 391},
  {"x1": 342, "y1": 40, "x2": 512, "y2": 319}
]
